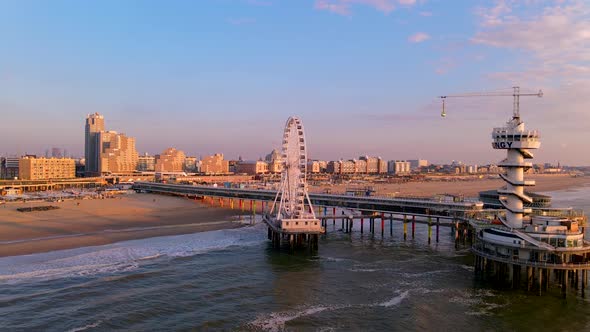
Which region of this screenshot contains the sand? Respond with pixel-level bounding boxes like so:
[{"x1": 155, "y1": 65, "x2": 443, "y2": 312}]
[
  {"x1": 0, "y1": 194, "x2": 243, "y2": 257},
  {"x1": 310, "y1": 174, "x2": 590, "y2": 197},
  {"x1": 1, "y1": 174, "x2": 587, "y2": 258}
]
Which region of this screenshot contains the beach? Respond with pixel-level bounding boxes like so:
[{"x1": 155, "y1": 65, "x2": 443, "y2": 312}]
[
  {"x1": 0, "y1": 194, "x2": 242, "y2": 257},
  {"x1": 1, "y1": 175, "x2": 587, "y2": 258}
]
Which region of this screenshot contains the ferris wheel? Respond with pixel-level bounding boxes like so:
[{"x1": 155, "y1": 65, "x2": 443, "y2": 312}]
[{"x1": 275, "y1": 116, "x2": 315, "y2": 220}]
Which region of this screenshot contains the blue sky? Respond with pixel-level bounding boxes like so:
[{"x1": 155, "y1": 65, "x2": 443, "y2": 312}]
[{"x1": 1, "y1": 0, "x2": 588, "y2": 165}]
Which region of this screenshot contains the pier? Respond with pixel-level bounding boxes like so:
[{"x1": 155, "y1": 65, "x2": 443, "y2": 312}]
[{"x1": 132, "y1": 182, "x2": 484, "y2": 218}]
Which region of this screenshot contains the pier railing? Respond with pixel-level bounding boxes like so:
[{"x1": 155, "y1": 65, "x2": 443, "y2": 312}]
[{"x1": 472, "y1": 247, "x2": 590, "y2": 270}]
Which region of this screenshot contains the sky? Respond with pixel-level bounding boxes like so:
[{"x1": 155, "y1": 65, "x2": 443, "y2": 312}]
[{"x1": 0, "y1": 0, "x2": 588, "y2": 165}]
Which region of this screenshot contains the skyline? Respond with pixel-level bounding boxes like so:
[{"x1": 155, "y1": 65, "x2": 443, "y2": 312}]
[{"x1": 1, "y1": 0, "x2": 589, "y2": 165}]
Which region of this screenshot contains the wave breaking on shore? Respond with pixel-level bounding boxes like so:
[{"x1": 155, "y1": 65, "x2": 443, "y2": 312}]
[{"x1": 0, "y1": 223, "x2": 267, "y2": 284}]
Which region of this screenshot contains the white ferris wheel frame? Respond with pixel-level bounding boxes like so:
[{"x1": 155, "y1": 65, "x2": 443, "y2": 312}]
[{"x1": 271, "y1": 116, "x2": 316, "y2": 220}]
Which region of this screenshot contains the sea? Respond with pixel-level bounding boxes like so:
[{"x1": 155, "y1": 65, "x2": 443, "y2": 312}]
[{"x1": 1, "y1": 185, "x2": 589, "y2": 331}]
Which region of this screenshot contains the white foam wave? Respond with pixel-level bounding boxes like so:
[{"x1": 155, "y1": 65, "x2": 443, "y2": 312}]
[
  {"x1": 0, "y1": 223, "x2": 266, "y2": 284},
  {"x1": 377, "y1": 290, "x2": 409, "y2": 307},
  {"x1": 250, "y1": 306, "x2": 333, "y2": 332},
  {"x1": 401, "y1": 269, "x2": 452, "y2": 278},
  {"x1": 349, "y1": 268, "x2": 379, "y2": 272},
  {"x1": 66, "y1": 320, "x2": 102, "y2": 332},
  {"x1": 460, "y1": 264, "x2": 475, "y2": 272},
  {"x1": 249, "y1": 289, "x2": 410, "y2": 331}
]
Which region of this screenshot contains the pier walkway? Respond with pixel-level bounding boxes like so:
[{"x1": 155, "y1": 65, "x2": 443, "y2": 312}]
[{"x1": 132, "y1": 182, "x2": 484, "y2": 217}]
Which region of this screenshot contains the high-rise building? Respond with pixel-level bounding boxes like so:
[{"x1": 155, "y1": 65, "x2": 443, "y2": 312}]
[
  {"x1": 307, "y1": 160, "x2": 320, "y2": 173},
  {"x1": 388, "y1": 160, "x2": 411, "y2": 175},
  {"x1": 360, "y1": 156, "x2": 377, "y2": 173},
  {"x1": 85, "y1": 113, "x2": 105, "y2": 176},
  {"x1": 201, "y1": 153, "x2": 229, "y2": 174},
  {"x1": 137, "y1": 153, "x2": 156, "y2": 172},
  {"x1": 340, "y1": 160, "x2": 356, "y2": 174},
  {"x1": 1, "y1": 156, "x2": 20, "y2": 179},
  {"x1": 19, "y1": 157, "x2": 75, "y2": 180},
  {"x1": 236, "y1": 160, "x2": 269, "y2": 175},
  {"x1": 377, "y1": 158, "x2": 387, "y2": 174},
  {"x1": 184, "y1": 156, "x2": 198, "y2": 173},
  {"x1": 98, "y1": 131, "x2": 138, "y2": 174},
  {"x1": 408, "y1": 159, "x2": 429, "y2": 170},
  {"x1": 155, "y1": 148, "x2": 186, "y2": 172},
  {"x1": 354, "y1": 159, "x2": 367, "y2": 173},
  {"x1": 327, "y1": 161, "x2": 341, "y2": 174}
]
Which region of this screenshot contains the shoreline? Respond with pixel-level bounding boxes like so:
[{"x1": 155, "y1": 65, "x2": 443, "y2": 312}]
[
  {"x1": 1, "y1": 175, "x2": 587, "y2": 258},
  {"x1": 0, "y1": 194, "x2": 245, "y2": 258}
]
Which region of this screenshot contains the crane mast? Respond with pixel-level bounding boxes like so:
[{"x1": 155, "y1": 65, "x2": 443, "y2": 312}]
[{"x1": 439, "y1": 86, "x2": 543, "y2": 119}]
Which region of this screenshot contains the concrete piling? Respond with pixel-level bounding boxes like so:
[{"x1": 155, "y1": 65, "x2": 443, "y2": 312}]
[{"x1": 403, "y1": 215, "x2": 407, "y2": 240}]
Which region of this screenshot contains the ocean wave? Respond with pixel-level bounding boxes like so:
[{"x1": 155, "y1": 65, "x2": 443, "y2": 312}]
[
  {"x1": 377, "y1": 290, "x2": 409, "y2": 307},
  {"x1": 249, "y1": 306, "x2": 334, "y2": 332},
  {"x1": 248, "y1": 289, "x2": 410, "y2": 331},
  {"x1": 0, "y1": 223, "x2": 266, "y2": 284},
  {"x1": 66, "y1": 320, "x2": 103, "y2": 332}
]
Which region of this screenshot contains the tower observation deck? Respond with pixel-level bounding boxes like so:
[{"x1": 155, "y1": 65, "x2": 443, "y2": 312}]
[{"x1": 492, "y1": 118, "x2": 540, "y2": 229}]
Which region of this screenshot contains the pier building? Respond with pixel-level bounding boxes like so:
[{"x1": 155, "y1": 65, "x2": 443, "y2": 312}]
[{"x1": 471, "y1": 88, "x2": 589, "y2": 295}]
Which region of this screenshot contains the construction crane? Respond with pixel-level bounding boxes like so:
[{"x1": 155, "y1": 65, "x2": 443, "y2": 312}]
[{"x1": 439, "y1": 86, "x2": 543, "y2": 119}]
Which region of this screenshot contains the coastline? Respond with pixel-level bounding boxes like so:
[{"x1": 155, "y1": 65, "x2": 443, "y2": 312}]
[
  {"x1": 1, "y1": 175, "x2": 587, "y2": 258},
  {"x1": 0, "y1": 194, "x2": 244, "y2": 258}
]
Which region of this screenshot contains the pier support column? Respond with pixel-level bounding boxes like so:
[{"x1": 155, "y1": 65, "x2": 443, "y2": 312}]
[
  {"x1": 526, "y1": 266, "x2": 533, "y2": 292},
  {"x1": 381, "y1": 213, "x2": 385, "y2": 237},
  {"x1": 582, "y1": 270, "x2": 586, "y2": 298},
  {"x1": 436, "y1": 217, "x2": 440, "y2": 243},
  {"x1": 427, "y1": 217, "x2": 432, "y2": 244},
  {"x1": 403, "y1": 215, "x2": 407, "y2": 241},
  {"x1": 539, "y1": 268, "x2": 543, "y2": 296},
  {"x1": 333, "y1": 207, "x2": 336, "y2": 225},
  {"x1": 361, "y1": 218, "x2": 364, "y2": 233},
  {"x1": 412, "y1": 216, "x2": 415, "y2": 239},
  {"x1": 563, "y1": 270, "x2": 568, "y2": 298},
  {"x1": 390, "y1": 214, "x2": 393, "y2": 236},
  {"x1": 455, "y1": 221, "x2": 459, "y2": 248}
]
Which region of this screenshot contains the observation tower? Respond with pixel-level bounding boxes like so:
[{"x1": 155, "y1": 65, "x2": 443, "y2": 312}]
[
  {"x1": 457, "y1": 87, "x2": 590, "y2": 295},
  {"x1": 492, "y1": 87, "x2": 541, "y2": 229}
]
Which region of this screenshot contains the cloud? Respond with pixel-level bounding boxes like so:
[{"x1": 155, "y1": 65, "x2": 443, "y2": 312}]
[
  {"x1": 408, "y1": 32, "x2": 430, "y2": 43},
  {"x1": 472, "y1": 0, "x2": 590, "y2": 86},
  {"x1": 419, "y1": 11, "x2": 433, "y2": 16},
  {"x1": 314, "y1": 0, "x2": 419, "y2": 15},
  {"x1": 467, "y1": 0, "x2": 590, "y2": 164}
]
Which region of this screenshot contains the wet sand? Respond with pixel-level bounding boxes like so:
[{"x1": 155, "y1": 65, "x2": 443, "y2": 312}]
[
  {"x1": 310, "y1": 174, "x2": 590, "y2": 197},
  {"x1": 0, "y1": 194, "x2": 242, "y2": 257}
]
